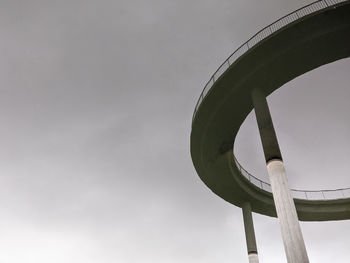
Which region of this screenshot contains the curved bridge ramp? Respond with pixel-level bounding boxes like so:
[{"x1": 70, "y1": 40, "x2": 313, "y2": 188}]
[{"x1": 190, "y1": 0, "x2": 350, "y2": 221}]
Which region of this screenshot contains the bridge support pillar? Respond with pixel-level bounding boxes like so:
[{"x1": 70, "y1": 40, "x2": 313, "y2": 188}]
[
  {"x1": 242, "y1": 202, "x2": 259, "y2": 263},
  {"x1": 252, "y1": 89, "x2": 309, "y2": 263},
  {"x1": 267, "y1": 159, "x2": 309, "y2": 263}
]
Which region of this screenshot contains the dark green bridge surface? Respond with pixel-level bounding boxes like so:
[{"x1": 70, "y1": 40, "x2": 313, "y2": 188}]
[{"x1": 190, "y1": 1, "x2": 350, "y2": 221}]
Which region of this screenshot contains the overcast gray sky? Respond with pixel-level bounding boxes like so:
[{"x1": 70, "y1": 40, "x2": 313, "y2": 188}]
[{"x1": 0, "y1": 0, "x2": 349, "y2": 262}]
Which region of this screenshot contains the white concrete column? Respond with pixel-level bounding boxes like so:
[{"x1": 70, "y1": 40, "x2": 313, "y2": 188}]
[
  {"x1": 267, "y1": 159, "x2": 309, "y2": 263},
  {"x1": 242, "y1": 202, "x2": 259, "y2": 263},
  {"x1": 248, "y1": 253, "x2": 259, "y2": 263}
]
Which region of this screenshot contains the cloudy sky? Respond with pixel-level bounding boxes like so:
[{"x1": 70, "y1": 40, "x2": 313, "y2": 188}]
[{"x1": 0, "y1": 0, "x2": 349, "y2": 262}]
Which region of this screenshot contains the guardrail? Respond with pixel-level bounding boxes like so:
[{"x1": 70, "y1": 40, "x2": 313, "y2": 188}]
[
  {"x1": 192, "y1": 0, "x2": 348, "y2": 121},
  {"x1": 233, "y1": 156, "x2": 350, "y2": 200}
]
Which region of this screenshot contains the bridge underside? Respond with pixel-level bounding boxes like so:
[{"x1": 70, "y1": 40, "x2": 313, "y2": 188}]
[{"x1": 190, "y1": 2, "x2": 350, "y2": 221}]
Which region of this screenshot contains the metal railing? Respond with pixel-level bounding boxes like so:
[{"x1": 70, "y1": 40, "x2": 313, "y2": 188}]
[
  {"x1": 233, "y1": 156, "x2": 350, "y2": 200},
  {"x1": 192, "y1": 0, "x2": 348, "y2": 121}
]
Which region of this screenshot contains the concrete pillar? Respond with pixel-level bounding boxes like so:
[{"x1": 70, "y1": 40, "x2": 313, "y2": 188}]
[
  {"x1": 251, "y1": 88, "x2": 282, "y2": 162},
  {"x1": 252, "y1": 89, "x2": 309, "y2": 263},
  {"x1": 267, "y1": 160, "x2": 309, "y2": 263},
  {"x1": 242, "y1": 202, "x2": 259, "y2": 263}
]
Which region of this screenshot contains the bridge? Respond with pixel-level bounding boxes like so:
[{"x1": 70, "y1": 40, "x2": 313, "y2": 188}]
[{"x1": 190, "y1": 0, "x2": 350, "y2": 262}]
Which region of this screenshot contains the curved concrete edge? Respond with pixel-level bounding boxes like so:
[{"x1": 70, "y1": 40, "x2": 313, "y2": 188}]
[
  {"x1": 227, "y1": 150, "x2": 350, "y2": 221},
  {"x1": 190, "y1": 2, "x2": 350, "y2": 221}
]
